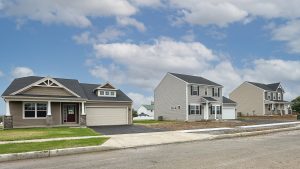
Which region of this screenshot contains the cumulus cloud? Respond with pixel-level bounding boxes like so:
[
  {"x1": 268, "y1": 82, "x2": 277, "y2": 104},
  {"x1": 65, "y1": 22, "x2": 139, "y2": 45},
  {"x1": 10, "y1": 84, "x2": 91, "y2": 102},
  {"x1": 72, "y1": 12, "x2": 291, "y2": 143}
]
[
  {"x1": 127, "y1": 92, "x2": 153, "y2": 109},
  {"x1": 89, "y1": 38, "x2": 300, "y2": 104},
  {"x1": 116, "y1": 17, "x2": 146, "y2": 32},
  {"x1": 0, "y1": 0, "x2": 139, "y2": 28},
  {"x1": 12, "y1": 67, "x2": 34, "y2": 78}
]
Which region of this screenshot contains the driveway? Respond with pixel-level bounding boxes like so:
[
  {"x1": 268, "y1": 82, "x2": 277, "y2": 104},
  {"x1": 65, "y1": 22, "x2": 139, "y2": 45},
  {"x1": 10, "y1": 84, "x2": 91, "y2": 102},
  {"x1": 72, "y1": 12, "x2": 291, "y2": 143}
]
[{"x1": 90, "y1": 125, "x2": 168, "y2": 135}]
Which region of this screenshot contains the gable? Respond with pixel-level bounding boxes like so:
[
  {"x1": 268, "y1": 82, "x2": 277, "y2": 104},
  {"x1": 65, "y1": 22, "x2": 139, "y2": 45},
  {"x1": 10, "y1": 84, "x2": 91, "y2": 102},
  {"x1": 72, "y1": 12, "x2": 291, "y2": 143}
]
[
  {"x1": 20, "y1": 86, "x2": 74, "y2": 97},
  {"x1": 100, "y1": 83, "x2": 115, "y2": 89},
  {"x1": 10, "y1": 77, "x2": 80, "y2": 97}
]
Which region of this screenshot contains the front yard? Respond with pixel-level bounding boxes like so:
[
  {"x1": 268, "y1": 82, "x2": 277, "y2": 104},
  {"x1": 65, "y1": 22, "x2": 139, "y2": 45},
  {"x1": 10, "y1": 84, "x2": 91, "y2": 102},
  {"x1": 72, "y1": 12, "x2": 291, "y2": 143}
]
[
  {"x1": 0, "y1": 127, "x2": 99, "y2": 141},
  {"x1": 0, "y1": 137, "x2": 109, "y2": 154}
]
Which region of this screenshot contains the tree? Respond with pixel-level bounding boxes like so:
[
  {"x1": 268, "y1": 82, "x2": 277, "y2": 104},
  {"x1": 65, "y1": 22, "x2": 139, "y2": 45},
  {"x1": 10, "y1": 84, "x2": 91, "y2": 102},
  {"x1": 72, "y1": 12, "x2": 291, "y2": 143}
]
[
  {"x1": 291, "y1": 96, "x2": 300, "y2": 114},
  {"x1": 132, "y1": 109, "x2": 138, "y2": 117}
]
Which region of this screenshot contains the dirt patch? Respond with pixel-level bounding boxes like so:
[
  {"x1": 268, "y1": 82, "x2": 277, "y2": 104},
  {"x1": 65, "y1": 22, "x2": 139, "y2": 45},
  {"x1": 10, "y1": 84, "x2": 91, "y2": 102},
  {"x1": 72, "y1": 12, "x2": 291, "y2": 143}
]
[
  {"x1": 239, "y1": 115, "x2": 297, "y2": 121},
  {"x1": 141, "y1": 120, "x2": 256, "y2": 131}
]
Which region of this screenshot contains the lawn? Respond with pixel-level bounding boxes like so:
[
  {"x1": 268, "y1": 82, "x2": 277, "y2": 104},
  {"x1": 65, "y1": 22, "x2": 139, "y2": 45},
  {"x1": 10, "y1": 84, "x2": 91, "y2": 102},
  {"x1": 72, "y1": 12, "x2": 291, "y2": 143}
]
[
  {"x1": 0, "y1": 127, "x2": 100, "y2": 141},
  {"x1": 0, "y1": 137, "x2": 109, "y2": 154}
]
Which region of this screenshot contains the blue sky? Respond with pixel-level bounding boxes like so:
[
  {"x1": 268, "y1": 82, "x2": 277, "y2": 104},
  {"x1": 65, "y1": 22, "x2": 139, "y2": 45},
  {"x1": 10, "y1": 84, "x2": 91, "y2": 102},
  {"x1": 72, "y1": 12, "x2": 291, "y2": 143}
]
[{"x1": 1, "y1": 0, "x2": 300, "y2": 114}]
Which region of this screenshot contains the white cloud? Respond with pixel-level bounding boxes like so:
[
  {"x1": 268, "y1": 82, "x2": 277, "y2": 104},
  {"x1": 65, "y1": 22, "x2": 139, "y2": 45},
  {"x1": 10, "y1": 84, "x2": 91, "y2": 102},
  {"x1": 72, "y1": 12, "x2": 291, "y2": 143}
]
[
  {"x1": 116, "y1": 17, "x2": 146, "y2": 32},
  {"x1": 130, "y1": 0, "x2": 162, "y2": 7},
  {"x1": 271, "y1": 20, "x2": 300, "y2": 53},
  {"x1": 0, "y1": 70, "x2": 4, "y2": 77},
  {"x1": 127, "y1": 92, "x2": 153, "y2": 109},
  {"x1": 89, "y1": 38, "x2": 300, "y2": 103},
  {"x1": 0, "y1": 0, "x2": 138, "y2": 28},
  {"x1": 12, "y1": 67, "x2": 34, "y2": 78}
]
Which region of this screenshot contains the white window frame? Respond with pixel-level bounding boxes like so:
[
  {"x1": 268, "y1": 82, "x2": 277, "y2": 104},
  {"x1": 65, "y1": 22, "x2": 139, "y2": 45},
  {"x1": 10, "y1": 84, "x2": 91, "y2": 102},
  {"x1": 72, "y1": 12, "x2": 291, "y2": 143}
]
[
  {"x1": 189, "y1": 104, "x2": 200, "y2": 115},
  {"x1": 23, "y1": 102, "x2": 48, "y2": 119},
  {"x1": 267, "y1": 92, "x2": 271, "y2": 100},
  {"x1": 213, "y1": 88, "x2": 219, "y2": 97},
  {"x1": 278, "y1": 93, "x2": 281, "y2": 100},
  {"x1": 97, "y1": 90, "x2": 116, "y2": 97},
  {"x1": 216, "y1": 106, "x2": 221, "y2": 114},
  {"x1": 191, "y1": 85, "x2": 198, "y2": 96},
  {"x1": 273, "y1": 92, "x2": 277, "y2": 100}
]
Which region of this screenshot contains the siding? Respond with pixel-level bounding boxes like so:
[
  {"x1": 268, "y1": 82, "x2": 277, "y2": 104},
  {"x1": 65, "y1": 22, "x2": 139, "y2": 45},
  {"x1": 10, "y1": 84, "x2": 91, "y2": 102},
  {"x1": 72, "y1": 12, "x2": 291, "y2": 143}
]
[
  {"x1": 154, "y1": 73, "x2": 187, "y2": 121},
  {"x1": 188, "y1": 85, "x2": 222, "y2": 104},
  {"x1": 21, "y1": 86, "x2": 73, "y2": 96},
  {"x1": 85, "y1": 102, "x2": 133, "y2": 124},
  {"x1": 230, "y1": 82, "x2": 264, "y2": 116},
  {"x1": 10, "y1": 101, "x2": 61, "y2": 127}
]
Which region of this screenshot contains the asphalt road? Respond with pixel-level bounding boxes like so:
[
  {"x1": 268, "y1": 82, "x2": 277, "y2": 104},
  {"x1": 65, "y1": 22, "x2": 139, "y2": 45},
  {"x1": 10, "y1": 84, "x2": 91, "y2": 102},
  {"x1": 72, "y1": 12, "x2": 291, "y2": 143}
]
[{"x1": 1, "y1": 130, "x2": 300, "y2": 169}]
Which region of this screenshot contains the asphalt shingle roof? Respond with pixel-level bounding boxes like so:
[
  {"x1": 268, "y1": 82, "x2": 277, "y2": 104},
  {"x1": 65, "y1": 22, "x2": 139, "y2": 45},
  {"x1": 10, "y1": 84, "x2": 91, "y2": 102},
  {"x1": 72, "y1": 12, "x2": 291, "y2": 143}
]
[
  {"x1": 222, "y1": 96, "x2": 236, "y2": 104},
  {"x1": 247, "y1": 82, "x2": 280, "y2": 91},
  {"x1": 170, "y1": 72, "x2": 222, "y2": 86},
  {"x1": 203, "y1": 97, "x2": 217, "y2": 102},
  {"x1": 2, "y1": 76, "x2": 132, "y2": 102}
]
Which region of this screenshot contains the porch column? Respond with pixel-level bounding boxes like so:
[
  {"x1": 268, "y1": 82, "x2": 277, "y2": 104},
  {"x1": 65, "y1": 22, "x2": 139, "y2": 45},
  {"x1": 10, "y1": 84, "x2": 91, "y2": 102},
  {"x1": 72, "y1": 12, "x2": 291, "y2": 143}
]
[
  {"x1": 81, "y1": 102, "x2": 86, "y2": 115},
  {"x1": 47, "y1": 101, "x2": 52, "y2": 116},
  {"x1": 5, "y1": 100, "x2": 10, "y2": 116},
  {"x1": 204, "y1": 102, "x2": 209, "y2": 120}
]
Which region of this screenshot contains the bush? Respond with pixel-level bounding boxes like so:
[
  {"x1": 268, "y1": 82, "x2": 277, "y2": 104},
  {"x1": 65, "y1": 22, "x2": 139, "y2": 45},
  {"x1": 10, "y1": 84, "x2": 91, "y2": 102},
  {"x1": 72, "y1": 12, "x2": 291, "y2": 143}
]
[
  {"x1": 132, "y1": 109, "x2": 138, "y2": 117},
  {"x1": 0, "y1": 115, "x2": 3, "y2": 123}
]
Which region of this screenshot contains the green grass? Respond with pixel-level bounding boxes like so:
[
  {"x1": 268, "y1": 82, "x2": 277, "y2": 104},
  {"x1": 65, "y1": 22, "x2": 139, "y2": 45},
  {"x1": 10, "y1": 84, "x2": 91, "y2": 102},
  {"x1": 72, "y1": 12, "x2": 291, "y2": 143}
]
[
  {"x1": 133, "y1": 120, "x2": 173, "y2": 124},
  {"x1": 0, "y1": 137, "x2": 109, "y2": 154},
  {"x1": 0, "y1": 127, "x2": 100, "y2": 141}
]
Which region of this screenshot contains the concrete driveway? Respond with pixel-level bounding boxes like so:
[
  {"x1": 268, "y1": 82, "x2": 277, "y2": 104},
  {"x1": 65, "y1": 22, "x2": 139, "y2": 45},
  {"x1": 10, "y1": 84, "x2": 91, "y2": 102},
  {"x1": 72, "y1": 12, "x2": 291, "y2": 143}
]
[{"x1": 90, "y1": 125, "x2": 168, "y2": 135}]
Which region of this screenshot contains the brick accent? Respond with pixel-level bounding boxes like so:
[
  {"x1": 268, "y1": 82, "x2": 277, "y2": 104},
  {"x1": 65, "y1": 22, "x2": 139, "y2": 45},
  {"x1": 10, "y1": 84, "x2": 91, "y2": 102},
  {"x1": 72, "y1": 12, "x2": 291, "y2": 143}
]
[
  {"x1": 80, "y1": 115, "x2": 86, "y2": 126},
  {"x1": 4, "y1": 116, "x2": 13, "y2": 129}
]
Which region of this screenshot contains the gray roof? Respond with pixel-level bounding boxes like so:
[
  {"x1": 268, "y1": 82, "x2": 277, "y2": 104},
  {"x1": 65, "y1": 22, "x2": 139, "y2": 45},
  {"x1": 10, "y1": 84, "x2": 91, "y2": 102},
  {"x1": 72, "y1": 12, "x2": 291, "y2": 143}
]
[
  {"x1": 247, "y1": 82, "x2": 280, "y2": 91},
  {"x1": 222, "y1": 96, "x2": 236, "y2": 104},
  {"x1": 2, "y1": 76, "x2": 132, "y2": 102},
  {"x1": 141, "y1": 104, "x2": 154, "y2": 111},
  {"x1": 80, "y1": 83, "x2": 132, "y2": 102},
  {"x1": 170, "y1": 73, "x2": 222, "y2": 86},
  {"x1": 202, "y1": 97, "x2": 217, "y2": 102}
]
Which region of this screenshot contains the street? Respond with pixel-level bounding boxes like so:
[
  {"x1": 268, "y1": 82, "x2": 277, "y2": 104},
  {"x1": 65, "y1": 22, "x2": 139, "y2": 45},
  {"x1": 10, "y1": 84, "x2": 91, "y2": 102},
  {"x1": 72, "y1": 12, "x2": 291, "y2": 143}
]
[{"x1": 1, "y1": 130, "x2": 300, "y2": 169}]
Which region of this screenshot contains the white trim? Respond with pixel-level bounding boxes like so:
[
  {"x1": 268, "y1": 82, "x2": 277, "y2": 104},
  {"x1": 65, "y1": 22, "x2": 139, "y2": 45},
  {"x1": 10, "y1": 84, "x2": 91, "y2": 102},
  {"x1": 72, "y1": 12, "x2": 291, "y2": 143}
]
[
  {"x1": 10, "y1": 77, "x2": 81, "y2": 98},
  {"x1": 97, "y1": 90, "x2": 116, "y2": 97},
  {"x1": 4, "y1": 96, "x2": 86, "y2": 102},
  {"x1": 47, "y1": 101, "x2": 51, "y2": 116},
  {"x1": 81, "y1": 102, "x2": 86, "y2": 115},
  {"x1": 22, "y1": 102, "x2": 48, "y2": 119},
  {"x1": 94, "y1": 82, "x2": 117, "y2": 90},
  {"x1": 5, "y1": 100, "x2": 10, "y2": 116},
  {"x1": 185, "y1": 84, "x2": 188, "y2": 121}
]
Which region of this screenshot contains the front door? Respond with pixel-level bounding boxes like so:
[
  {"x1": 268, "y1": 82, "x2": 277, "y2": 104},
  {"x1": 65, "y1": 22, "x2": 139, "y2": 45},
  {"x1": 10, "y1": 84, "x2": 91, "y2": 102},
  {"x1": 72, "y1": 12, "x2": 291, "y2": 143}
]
[{"x1": 63, "y1": 104, "x2": 77, "y2": 123}]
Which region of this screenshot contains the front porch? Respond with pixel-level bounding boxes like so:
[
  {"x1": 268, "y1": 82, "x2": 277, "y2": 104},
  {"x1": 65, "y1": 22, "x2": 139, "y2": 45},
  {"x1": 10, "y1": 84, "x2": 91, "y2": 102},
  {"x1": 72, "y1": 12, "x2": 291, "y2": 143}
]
[
  {"x1": 264, "y1": 101, "x2": 291, "y2": 116},
  {"x1": 3, "y1": 99, "x2": 87, "y2": 129},
  {"x1": 188, "y1": 102, "x2": 222, "y2": 121}
]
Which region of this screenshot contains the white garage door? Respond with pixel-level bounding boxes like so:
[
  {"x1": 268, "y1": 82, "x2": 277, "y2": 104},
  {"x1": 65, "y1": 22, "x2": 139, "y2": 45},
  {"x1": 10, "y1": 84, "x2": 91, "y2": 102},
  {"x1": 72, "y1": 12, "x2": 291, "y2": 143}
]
[
  {"x1": 222, "y1": 107, "x2": 236, "y2": 119},
  {"x1": 86, "y1": 107, "x2": 128, "y2": 126}
]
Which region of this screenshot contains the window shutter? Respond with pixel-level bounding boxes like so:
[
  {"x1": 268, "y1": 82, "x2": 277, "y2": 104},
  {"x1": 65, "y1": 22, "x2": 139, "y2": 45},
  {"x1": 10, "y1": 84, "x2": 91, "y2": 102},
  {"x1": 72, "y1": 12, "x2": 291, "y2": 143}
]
[
  {"x1": 197, "y1": 86, "x2": 200, "y2": 96},
  {"x1": 188, "y1": 105, "x2": 191, "y2": 115},
  {"x1": 220, "y1": 106, "x2": 222, "y2": 114},
  {"x1": 200, "y1": 105, "x2": 202, "y2": 114},
  {"x1": 212, "y1": 88, "x2": 214, "y2": 96},
  {"x1": 210, "y1": 106, "x2": 212, "y2": 114},
  {"x1": 218, "y1": 88, "x2": 220, "y2": 97},
  {"x1": 190, "y1": 86, "x2": 193, "y2": 95}
]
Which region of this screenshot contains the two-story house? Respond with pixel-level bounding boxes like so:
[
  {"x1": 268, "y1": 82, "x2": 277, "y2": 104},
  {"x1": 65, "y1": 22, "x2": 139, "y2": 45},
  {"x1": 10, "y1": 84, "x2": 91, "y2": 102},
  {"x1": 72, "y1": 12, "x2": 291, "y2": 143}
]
[
  {"x1": 230, "y1": 81, "x2": 291, "y2": 116},
  {"x1": 154, "y1": 73, "x2": 237, "y2": 121}
]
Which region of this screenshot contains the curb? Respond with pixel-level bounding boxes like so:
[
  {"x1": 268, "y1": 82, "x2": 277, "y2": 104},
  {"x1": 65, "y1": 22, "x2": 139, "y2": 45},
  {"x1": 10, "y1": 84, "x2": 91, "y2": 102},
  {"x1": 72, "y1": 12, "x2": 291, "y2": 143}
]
[{"x1": 0, "y1": 125, "x2": 299, "y2": 163}]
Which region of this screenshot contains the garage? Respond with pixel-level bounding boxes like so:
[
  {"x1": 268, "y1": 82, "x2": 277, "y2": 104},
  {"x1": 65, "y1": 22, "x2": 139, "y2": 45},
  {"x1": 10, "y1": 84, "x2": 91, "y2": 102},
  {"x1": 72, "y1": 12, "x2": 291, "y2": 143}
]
[
  {"x1": 222, "y1": 106, "x2": 236, "y2": 119},
  {"x1": 86, "y1": 107, "x2": 128, "y2": 126}
]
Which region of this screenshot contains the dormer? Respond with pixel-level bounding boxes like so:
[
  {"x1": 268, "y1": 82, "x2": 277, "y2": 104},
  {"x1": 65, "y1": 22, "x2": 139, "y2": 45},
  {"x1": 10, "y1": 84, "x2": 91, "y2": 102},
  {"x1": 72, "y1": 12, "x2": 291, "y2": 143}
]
[{"x1": 94, "y1": 82, "x2": 117, "y2": 97}]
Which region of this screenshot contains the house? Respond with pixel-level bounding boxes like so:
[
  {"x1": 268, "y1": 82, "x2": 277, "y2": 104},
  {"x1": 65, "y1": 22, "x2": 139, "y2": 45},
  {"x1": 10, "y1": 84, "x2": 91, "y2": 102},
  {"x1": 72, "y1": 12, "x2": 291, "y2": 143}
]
[
  {"x1": 154, "y1": 72, "x2": 237, "y2": 121},
  {"x1": 229, "y1": 81, "x2": 291, "y2": 116},
  {"x1": 136, "y1": 102, "x2": 154, "y2": 119},
  {"x1": 2, "y1": 76, "x2": 133, "y2": 129}
]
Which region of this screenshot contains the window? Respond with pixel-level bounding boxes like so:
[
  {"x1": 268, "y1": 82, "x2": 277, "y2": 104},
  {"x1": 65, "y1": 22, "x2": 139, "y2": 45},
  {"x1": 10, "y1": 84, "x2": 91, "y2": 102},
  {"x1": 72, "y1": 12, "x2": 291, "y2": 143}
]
[
  {"x1": 212, "y1": 88, "x2": 219, "y2": 97},
  {"x1": 98, "y1": 90, "x2": 116, "y2": 97},
  {"x1": 105, "y1": 91, "x2": 109, "y2": 95},
  {"x1": 189, "y1": 105, "x2": 200, "y2": 115},
  {"x1": 100, "y1": 91, "x2": 104, "y2": 95},
  {"x1": 278, "y1": 93, "x2": 281, "y2": 100},
  {"x1": 267, "y1": 92, "x2": 271, "y2": 100},
  {"x1": 268, "y1": 104, "x2": 272, "y2": 111},
  {"x1": 110, "y1": 91, "x2": 115, "y2": 96},
  {"x1": 24, "y1": 102, "x2": 47, "y2": 119},
  {"x1": 273, "y1": 92, "x2": 277, "y2": 100},
  {"x1": 191, "y1": 86, "x2": 198, "y2": 95},
  {"x1": 216, "y1": 106, "x2": 221, "y2": 114}
]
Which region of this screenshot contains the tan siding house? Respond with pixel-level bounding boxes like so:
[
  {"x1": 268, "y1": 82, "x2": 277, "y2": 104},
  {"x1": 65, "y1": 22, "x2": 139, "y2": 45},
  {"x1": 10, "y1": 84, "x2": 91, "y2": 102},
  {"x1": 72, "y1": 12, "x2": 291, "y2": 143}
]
[
  {"x1": 230, "y1": 81, "x2": 291, "y2": 116},
  {"x1": 2, "y1": 76, "x2": 132, "y2": 129}
]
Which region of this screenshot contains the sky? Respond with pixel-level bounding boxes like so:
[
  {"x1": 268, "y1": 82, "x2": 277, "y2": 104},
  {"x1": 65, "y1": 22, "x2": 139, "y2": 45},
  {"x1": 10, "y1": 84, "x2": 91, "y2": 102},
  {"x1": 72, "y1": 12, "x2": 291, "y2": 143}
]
[{"x1": 1, "y1": 0, "x2": 300, "y2": 114}]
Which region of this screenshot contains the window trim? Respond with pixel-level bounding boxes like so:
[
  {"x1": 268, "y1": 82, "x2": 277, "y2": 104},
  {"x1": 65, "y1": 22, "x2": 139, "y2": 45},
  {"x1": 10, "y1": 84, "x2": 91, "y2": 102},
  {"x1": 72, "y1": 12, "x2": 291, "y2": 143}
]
[
  {"x1": 189, "y1": 104, "x2": 201, "y2": 115},
  {"x1": 23, "y1": 102, "x2": 48, "y2": 119},
  {"x1": 97, "y1": 90, "x2": 116, "y2": 97},
  {"x1": 267, "y1": 92, "x2": 271, "y2": 100},
  {"x1": 273, "y1": 92, "x2": 277, "y2": 100},
  {"x1": 278, "y1": 93, "x2": 281, "y2": 100},
  {"x1": 191, "y1": 85, "x2": 198, "y2": 96}
]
